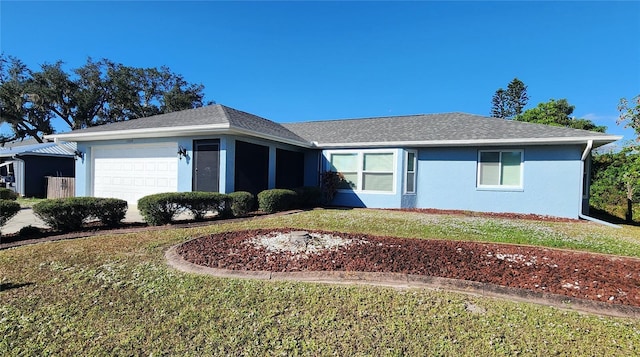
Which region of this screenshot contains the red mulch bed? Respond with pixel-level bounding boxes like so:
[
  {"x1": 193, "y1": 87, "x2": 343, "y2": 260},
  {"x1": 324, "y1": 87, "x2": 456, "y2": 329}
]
[
  {"x1": 177, "y1": 228, "x2": 640, "y2": 307},
  {"x1": 387, "y1": 208, "x2": 582, "y2": 222}
]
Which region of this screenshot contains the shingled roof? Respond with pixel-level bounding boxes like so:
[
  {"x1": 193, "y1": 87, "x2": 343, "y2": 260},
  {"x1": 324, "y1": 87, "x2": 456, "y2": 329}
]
[
  {"x1": 49, "y1": 104, "x2": 309, "y2": 146},
  {"x1": 48, "y1": 105, "x2": 620, "y2": 148},
  {"x1": 283, "y1": 112, "x2": 619, "y2": 148}
]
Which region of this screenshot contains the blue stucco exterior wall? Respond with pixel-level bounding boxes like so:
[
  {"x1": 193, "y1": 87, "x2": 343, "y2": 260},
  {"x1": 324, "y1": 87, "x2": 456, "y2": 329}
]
[
  {"x1": 322, "y1": 145, "x2": 585, "y2": 218},
  {"x1": 75, "y1": 135, "x2": 310, "y2": 199},
  {"x1": 414, "y1": 145, "x2": 584, "y2": 218},
  {"x1": 74, "y1": 135, "x2": 586, "y2": 218}
]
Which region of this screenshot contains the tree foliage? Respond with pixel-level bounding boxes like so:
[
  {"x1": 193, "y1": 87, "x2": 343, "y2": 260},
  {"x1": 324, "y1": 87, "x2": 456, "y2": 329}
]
[
  {"x1": 0, "y1": 56, "x2": 53, "y2": 142},
  {"x1": 0, "y1": 54, "x2": 210, "y2": 143},
  {"x1": 591, "y1": 148, "x2": 640, "y2": 222},
  {"x1": 618, "y1": 94, "x2": 640, "y2": 141},
  {"x1": 490, "y1": 78, "x2": 529, "y2": 119},
  {"x1": 514, "y1": 98, "x2": 606, "y2": 132},
  {"x1": 490, "y1": 88, "x2": 509, "y2": 119}
]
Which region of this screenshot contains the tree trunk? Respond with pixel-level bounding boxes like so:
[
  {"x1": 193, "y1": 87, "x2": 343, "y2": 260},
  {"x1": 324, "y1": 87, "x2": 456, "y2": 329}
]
[{"x1": 627, "y1": 184, "x2": 634, "y2": 223}]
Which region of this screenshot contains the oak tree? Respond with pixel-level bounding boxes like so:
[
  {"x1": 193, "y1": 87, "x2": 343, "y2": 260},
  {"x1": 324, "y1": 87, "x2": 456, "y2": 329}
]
[{"x1": 0, "y1": 55, "x2": 210, "y2": 143}]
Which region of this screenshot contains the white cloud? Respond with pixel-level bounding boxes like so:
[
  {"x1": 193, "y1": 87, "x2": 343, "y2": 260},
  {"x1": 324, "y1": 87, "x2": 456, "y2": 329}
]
[{"x1": 582, "y1": 113, "x2": 618, "y2": 123}]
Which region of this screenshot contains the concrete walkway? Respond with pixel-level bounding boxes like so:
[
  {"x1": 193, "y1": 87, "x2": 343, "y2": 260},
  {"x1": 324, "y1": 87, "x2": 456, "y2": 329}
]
[{"x1": 2, "y1": 205, "x2": 147, "y2": 234}]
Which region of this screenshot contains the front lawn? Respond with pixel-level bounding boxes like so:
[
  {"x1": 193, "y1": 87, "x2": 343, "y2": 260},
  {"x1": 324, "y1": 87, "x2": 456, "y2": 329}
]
[
  {"x1": 16, "y1": 197, "x2": 46, "y2": 208},
  {"x1": 2, "y1": 209, "x2": 639, "y2": 355}
]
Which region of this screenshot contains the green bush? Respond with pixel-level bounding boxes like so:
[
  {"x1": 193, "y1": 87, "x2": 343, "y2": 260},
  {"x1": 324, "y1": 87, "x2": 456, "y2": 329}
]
[
  {"x1": 137, "y1": 192, "x2": 231, "y2": 225},
  {"x1": 180, "y1": 192, "x2": 231, "y2": 220},
  {"x1": 0, "y1": 199, "x2": 21, "y2": 230},
  {"x1": 18, "y1": 225, "x2": 43, "y2": 238},
  {"x1": 32, "y1": 197, "x2": 128, "y2": 231},
  {"x1": 92, "y1": 198, "x2": 128, "y2": 226},
  {"x1": 137, "y1": 193, "x2": 185, "y2": 226},
  {"x1": 33, "y1": 197, "x2": 94, "y2": 231},
  {"x1": 257, "y1": 189, "x2": 298, "y2": 214},
  {"x1": 294, "y1": 186, "x2": 322, "y2": 208},
  {"x1": 228, "y1": 191, "x2": 255, "y2": 217},
  {"x1": 0, "y1": 188, "x2": 18, "y2": 200}
]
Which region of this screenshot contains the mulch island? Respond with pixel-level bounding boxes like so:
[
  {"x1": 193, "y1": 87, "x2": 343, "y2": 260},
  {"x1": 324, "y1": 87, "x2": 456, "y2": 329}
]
[{"x1": 177, "y1": 228, "x2": 640, "y2": 307}]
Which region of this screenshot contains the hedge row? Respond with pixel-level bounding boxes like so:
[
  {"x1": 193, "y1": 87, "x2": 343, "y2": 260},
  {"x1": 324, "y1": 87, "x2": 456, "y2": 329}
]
[
  {"x1": 137, "y1": 191, "x2": 255, "y2": 226},
  {"x1": 0, "y1": 199, "x2": 21, "y2": 233},
  {"x1": 0, "y1": 188, "x2": 18, "y2": 200},
  {"x1": 16, "y1": 186, "x2": 322, "y2": 232},
  {"x1": 32, "y1": 197, "x2": 128, "y2": 232}
]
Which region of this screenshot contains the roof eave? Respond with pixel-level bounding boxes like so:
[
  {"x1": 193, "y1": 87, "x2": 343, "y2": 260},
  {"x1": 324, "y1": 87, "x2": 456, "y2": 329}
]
[
  {"x1": 227, "y1": 127, "x2": 312, "y2": 148},
  {"x1": 45, "y1": 123, "x2": 313, "y2": 148},
  {"x1": 313, "y1": 136, "x2": 622, "y2": 149},
  {"x1": 46, "y1": 124, "x2": 233, "y2": 142},
  {"x1": 0, "y1": 151, "x2": 74, "y2": 158}
]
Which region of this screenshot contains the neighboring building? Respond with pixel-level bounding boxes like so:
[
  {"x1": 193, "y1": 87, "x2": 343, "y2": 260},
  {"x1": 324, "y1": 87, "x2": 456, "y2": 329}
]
[
  {"x1": 0, "y1": 139, "x2": 76, "y2": 197},
  {"x1": 47, "y1": 104, "x2": 620, "y2": 218}
]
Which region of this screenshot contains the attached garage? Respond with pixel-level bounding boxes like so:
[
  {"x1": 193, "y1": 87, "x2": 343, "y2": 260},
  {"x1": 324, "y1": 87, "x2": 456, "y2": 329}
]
[{"x1": 92, "y1": 144, "x2": 178, "y2": 203}]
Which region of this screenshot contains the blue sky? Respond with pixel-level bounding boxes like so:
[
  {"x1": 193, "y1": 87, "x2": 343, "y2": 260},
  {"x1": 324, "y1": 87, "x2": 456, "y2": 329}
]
[{"x1": 1, "y1": 1, "x2": 639, "y2": 143}]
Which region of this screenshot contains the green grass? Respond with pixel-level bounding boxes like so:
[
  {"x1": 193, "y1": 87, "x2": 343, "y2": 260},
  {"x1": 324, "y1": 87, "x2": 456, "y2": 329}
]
[
  {"x1": 2, "y1": 209, "x2": 640, "y2": 355},
  {"x1": 16, "y1": 197, "x2": 46, "y2": 208}
]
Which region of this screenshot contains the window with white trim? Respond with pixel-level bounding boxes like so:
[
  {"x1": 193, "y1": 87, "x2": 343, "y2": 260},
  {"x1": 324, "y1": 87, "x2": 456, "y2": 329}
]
[
  {"x1": 477, "y1": 150, "x2": 523, "y2": 188},
  {"x1": 330, "y1": 153, "x2": 358, "y2": 189},
  {"x1": 328, "y1": 151, "x2": 395, "y2": 193},
  {"x1": 405, "y1": 150, "x2": 417, "y2": 194}
]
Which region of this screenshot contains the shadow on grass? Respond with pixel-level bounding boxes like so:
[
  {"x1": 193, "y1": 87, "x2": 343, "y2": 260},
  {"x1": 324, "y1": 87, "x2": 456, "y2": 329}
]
[
  {"x1": 0, "y1": 282, "x2": 34, "y2": 292},
  {"x1": 589, "y1": 207, "x2": 640, "y2": 227}
]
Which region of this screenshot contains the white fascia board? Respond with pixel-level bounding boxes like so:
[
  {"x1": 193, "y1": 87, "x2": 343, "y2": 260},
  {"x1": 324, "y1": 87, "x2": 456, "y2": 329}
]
[
  {"x1": 45, "y1": 123, "x2": 314, "y2": 148},
  {"x1": 46, "y1": 124, "x2": 232, "y2": 142},
  {"x1": 314, "y1": 136, "x2": 623, "y2": 149}
]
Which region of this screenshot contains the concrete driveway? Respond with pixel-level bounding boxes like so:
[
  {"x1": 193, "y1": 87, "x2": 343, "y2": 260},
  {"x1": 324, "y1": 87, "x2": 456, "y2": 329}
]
[{"x1": 2, "y1": 205, "x2": 146, "y2": 234}]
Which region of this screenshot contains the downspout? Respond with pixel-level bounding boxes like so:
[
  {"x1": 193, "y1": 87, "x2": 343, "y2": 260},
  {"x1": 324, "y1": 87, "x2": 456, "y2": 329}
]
[
  {"x1": 578, "y1": 140, "x2": 620, "y2": 228},
  {"x1": 580, "y1": 139, "x2": 593, "y2": 162}
]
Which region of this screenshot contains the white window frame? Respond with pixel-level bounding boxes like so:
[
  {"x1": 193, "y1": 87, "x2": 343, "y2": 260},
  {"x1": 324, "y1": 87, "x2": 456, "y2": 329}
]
[
  {"x1": 326, "y1": 149, "x2": 396, "y2": 194},
  {"x1": 404, "y1": 149, "x2": 417, "y2": 194},
  {"x1": 477, "y1": 149, "x2": 524, "y2": 190}
]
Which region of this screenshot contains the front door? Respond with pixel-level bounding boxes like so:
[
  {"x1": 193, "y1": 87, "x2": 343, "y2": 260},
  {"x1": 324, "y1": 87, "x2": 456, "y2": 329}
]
[{"x1": 192, "y1": 140, "x2": 220, "y2": 192}]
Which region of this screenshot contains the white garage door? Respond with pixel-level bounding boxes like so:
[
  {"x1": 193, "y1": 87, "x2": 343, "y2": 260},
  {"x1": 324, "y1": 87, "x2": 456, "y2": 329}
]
[{"x1": 92, "y1": 144, "x2": 178, "y2": 203}]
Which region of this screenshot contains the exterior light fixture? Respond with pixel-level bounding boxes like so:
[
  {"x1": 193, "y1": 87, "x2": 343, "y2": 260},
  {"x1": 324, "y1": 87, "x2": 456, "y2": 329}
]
[{"x1": 177, "y1": 145, "x2": 188, "y2": 160}]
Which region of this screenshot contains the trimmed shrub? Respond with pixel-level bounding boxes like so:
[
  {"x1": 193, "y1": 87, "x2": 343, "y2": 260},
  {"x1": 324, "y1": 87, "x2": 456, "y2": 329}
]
[
  {"x1": 294, "y1": 186, "x2": 322, "y2": 208},
  {"x1": 228, "y1": 191, "x2": 255, "y2": 217},
  {"x1": 257, "y1": 189, "x2": 298, "y2": 214},
  {"x1": 137, "y1": 193, "x2": 185, "y2": 226},
  {"x1": 18, "y1": 225, "x2": 43, "y2": 238},
  {"x1": 138, "y1": 192, "x2": 231, "y2": 225},
  {"x1": 180, "y1": 192, "x2": 231, "y2": 220},
  {"x1": 92, "y1": 198, "x2": 128, "y2": 226},
  {"x1": 0, "y1": 188, "x2": 18, "y2": 200},
  {"x1": 32, "y1": 197, "x2": 94, "y2": 231},
  {"x1": 32, "y1": 197, "x2": 128, "y2": 231},
  {"x1": 0, "y1": 199, "x2": 21, "y2": 230}
]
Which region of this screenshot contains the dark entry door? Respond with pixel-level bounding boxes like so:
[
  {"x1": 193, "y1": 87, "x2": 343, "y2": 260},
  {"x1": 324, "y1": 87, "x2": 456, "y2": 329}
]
[{"x1": 193, "y1": 140, "x2": 220, "y2": 192}]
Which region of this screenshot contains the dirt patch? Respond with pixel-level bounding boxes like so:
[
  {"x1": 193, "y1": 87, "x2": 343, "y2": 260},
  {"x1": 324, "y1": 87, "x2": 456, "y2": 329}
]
[{"x1": 177, "y1": 228, "x2": 640, "y2": 307}]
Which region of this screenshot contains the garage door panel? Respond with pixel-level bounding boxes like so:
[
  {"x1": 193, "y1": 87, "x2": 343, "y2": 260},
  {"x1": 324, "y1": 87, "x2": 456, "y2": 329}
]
[{"x1": 93, "y1": 145, "x2": 178, "y2": 203}]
